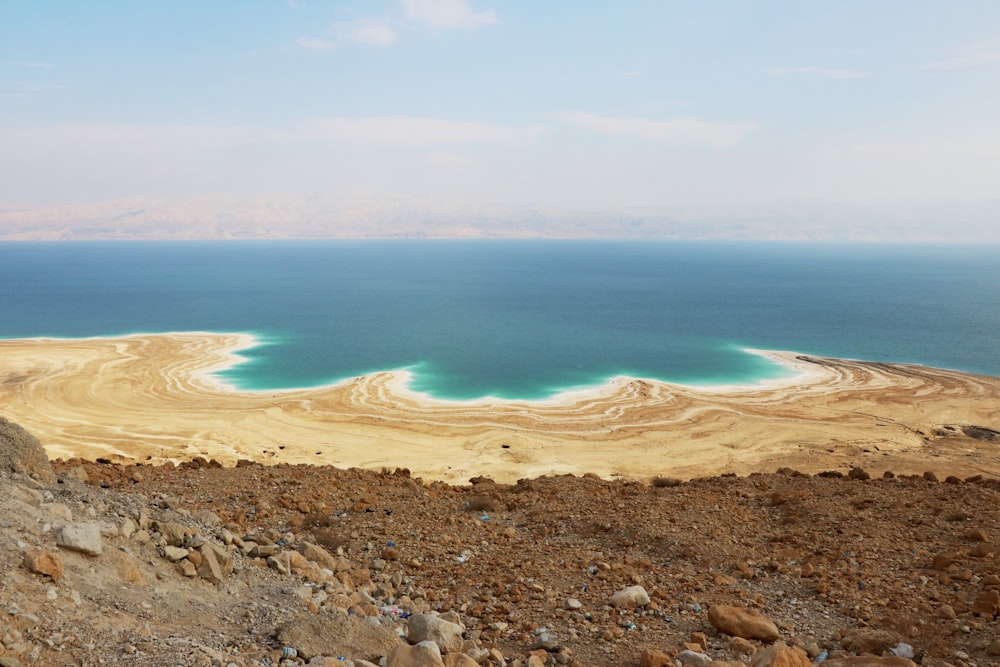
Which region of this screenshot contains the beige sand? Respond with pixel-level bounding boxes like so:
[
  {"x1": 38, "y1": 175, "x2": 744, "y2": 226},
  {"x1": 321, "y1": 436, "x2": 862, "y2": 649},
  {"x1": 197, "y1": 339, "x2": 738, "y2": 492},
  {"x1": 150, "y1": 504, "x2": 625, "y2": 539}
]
[{"x1": 1, "y1": 333, "x2": 999, "y2": 483}]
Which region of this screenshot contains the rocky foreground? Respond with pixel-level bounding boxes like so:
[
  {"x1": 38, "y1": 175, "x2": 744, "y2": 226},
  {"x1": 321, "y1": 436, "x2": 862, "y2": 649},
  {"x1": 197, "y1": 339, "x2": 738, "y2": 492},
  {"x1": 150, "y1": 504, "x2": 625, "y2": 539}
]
[{"x1": 2, "y1": 418, "x2": 1000, "y2": 667}]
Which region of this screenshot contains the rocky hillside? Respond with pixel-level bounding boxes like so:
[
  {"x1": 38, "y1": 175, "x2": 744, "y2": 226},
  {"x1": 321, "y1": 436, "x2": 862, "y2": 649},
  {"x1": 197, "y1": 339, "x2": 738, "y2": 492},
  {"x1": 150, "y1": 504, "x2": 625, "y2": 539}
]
[{"x1": 1, "y1": 422, "x2": 999, "y2": 667}]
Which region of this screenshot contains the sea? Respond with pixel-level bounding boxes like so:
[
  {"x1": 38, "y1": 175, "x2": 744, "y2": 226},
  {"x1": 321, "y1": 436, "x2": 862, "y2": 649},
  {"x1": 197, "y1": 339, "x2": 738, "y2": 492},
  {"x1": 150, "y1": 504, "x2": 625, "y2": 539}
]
[{"x1": 1, "y1": 240, "x2": 998, "y2": 400}]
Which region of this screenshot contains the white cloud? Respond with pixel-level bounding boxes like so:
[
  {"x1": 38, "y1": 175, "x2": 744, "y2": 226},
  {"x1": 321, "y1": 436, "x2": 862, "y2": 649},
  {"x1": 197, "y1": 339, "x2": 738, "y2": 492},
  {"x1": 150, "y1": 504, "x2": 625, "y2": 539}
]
[
  {"x1": 335, "y1": 19, "x2": 397, "y2": 47},
  {"x1": 559, "y1": 112, "x2": 753, "y2": 148},
  {"x1": 812, "y1": 138, "x2": 1000, "y2": 200},
  {"x1": 920, "y1": 52, "x2": 1000, "y2": 71},
  {"x1": 769, "y1": 67, "x2": 870, "y2": 79},
  {"x1": 306, "y1": 116, "x2": 543, "y2": 147},
  {"x1": 297, "y1": 36, "x2": 335, "y2": 52},
  {"x1": 403, "y1": 0, "x2": 496, "y2": 29}
]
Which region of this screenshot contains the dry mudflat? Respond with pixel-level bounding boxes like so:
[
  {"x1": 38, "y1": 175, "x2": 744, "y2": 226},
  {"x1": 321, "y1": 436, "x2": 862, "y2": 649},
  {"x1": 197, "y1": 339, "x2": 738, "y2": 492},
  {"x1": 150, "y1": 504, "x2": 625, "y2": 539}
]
[{"x1": 1, "y1": 333, "x2": 1000, "y2": 482}]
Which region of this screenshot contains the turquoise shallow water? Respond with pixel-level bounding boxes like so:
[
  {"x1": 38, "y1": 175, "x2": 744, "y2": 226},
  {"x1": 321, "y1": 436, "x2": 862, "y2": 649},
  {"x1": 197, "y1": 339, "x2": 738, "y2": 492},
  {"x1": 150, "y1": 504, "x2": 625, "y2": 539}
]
[{"x1": 1, "y1": 240, "x2": 998, "y2": 399}]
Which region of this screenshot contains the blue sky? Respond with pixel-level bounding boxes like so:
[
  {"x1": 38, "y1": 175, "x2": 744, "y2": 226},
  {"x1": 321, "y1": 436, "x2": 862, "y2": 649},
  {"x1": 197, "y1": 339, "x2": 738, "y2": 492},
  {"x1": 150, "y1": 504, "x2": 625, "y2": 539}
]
[{"x1": 2, "y1": 1, "x2": 999, "y2": 231}]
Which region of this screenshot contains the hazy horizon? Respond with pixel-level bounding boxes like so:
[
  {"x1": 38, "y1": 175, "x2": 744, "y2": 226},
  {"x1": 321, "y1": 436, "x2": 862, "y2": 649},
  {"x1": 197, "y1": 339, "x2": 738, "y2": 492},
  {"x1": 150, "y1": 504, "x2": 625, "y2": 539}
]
[{"x1": 2, "y1": 1, "x2": 999, "y2": 240}]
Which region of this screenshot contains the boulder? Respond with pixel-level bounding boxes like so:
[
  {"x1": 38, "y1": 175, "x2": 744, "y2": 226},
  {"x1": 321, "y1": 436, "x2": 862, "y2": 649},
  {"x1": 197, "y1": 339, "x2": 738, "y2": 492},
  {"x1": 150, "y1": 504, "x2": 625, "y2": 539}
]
[
  {"x1": 196, "y1": 542, "x2": 232, "y2": 584},
  {"x1": 387, "y1": 641, "x2": 445, "y2": 667},
  {"x1": 278, "y1": 613, "x2": 400, "y2": 661},
  {"x1": 406, "y1": 614, "x2": 464, "y2": 653},
  {"x1": 0, "y1": 417, "x2": 55, "y2": 484},
  {"x1": 609, "y1": 585, "x2": 650, "y2": 608},
  {"x1": 708, "y1": 605, "x2": 779, "y2": 642},
  {"x1": 749, "y1": 642, "x2": 809, "y2": 667},
  {"x1": 298, "y1": 541, "x2": 339, "y2": 570},
  {"x1": 54, "y1": 522, "x2": 103, "y2": 556}
]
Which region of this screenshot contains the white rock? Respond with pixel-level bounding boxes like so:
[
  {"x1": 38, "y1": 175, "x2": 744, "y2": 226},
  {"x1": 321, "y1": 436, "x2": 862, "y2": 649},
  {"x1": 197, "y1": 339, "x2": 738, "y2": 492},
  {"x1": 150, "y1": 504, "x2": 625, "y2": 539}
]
[
  {"x1": 677, "y1": 650, "x2": 712, "y2": 667},
  {"x1": 609, "y1": 585, "x2": 649, "y2": 608},
  {"x1": 564, "y1": 598, "x2": 582, "y2": 610},
  {"x1": 54, "y1": 522, "x2": 103, "y2": 556},
  {"x1": 889, "y1": 643, "x2": 915, "y2": 659}
]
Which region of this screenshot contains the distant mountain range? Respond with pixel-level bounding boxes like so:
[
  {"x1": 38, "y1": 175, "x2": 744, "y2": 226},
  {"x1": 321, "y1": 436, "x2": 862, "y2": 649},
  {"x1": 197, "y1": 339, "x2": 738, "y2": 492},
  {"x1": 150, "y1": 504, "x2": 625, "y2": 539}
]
[{"x1": 1, "y1": 195, "x2": 997, "y2": 242}]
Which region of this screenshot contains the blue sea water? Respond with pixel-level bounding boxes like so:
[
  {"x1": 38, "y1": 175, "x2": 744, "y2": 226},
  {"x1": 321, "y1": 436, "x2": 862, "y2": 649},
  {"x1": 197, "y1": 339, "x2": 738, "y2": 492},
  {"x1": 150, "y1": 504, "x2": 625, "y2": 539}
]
[{"x1": 1, "y1": 240, "x2": 998, "y2": 400}]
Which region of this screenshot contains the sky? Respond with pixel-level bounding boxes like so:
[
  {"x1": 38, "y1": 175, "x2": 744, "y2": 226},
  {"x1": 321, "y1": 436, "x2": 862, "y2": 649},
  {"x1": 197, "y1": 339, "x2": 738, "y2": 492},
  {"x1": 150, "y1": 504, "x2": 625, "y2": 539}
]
[{"x1": 2, "y1": 1, "x2": 1000, "y2": 236}]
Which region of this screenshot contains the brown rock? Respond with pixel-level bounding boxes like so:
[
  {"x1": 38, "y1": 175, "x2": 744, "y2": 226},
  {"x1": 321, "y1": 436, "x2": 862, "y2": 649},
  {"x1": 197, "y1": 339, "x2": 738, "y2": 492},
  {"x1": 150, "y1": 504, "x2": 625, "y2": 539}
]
[
  {"x1": 387, "y1": 642, "x2": 445, "y2": 667},
  {"x1": 196, "y1": 543, "x2": 225, "y2": 584},
  {"x1": 639, "y1": 649, "x2": 672, "y2": 667},
  {"x1": 966, "y1": 528, "x2": 989, "y2": 542},
  {"x1": 969, "y1": 543, "x2": 995, "y2": 557},
  {"x1": 819, "y1": 658, "x2": 916, "y2": 667},
  {"x1": 728, "y1": 636, "x2": 756, "y2": 655},
  {"x1": 22, "y1": 549, "x2": 62, "y2": 582},
  {"x1": 297, "y1": 541, "x2": 338, "y2": 570},
  {"x1": 109, "y1": 550, "x2": 145, "y2": 584},
  {"x1": 971, "y1": 589, "x2": 1000, "y2": 616},
  {"x1": 749, "y1": 642, "x2": 809, "y2": 667},
  {"x1": 0, "y1": 417, "x2": 56, "y2": 484},
  {"x1": 443, "y1": 655, "x2": 478, "y2": 667},
  {"x1": 279, "y1": 613, "x2": 401, "y2": 661},
  {"x1": 936, "y1": 604, "x2": 956, "y2": 619},
  {"x1": 986, "y1": 639, "x2": 1000, "y2": 656},
  {"x1": 708, "y1": 605, "x2": 780, "y2": 642},
  {"x1": 691, "y1": 631, "x2": 708, "y2": 650},
  {"x1": 839, "y1": 629, "x2": 897, "y2": 656},
  {"x1": 932, "y1": 552, "x2": 961, "y2": 570}
]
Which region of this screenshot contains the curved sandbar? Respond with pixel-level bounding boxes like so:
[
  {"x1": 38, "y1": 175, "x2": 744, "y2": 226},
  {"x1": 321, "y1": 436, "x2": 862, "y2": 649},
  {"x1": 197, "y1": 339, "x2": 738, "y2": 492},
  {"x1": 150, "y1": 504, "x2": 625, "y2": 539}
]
[{"x1": 1, "y1": 333, "x2": 999, "y2": 483}]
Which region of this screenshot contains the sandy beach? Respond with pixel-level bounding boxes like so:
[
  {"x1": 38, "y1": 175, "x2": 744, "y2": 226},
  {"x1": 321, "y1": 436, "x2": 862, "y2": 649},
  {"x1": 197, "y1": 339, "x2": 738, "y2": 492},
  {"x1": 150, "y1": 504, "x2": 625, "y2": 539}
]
[{"x1": 1, "y1": 332, "x2": 998, "y2": 483}]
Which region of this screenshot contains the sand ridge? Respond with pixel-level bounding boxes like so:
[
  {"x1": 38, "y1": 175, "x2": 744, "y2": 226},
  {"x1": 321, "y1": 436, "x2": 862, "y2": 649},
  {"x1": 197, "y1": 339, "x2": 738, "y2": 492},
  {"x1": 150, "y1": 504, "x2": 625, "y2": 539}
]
[{"x1": 1, "y1": 332, "x2": 998, "y2": 483}]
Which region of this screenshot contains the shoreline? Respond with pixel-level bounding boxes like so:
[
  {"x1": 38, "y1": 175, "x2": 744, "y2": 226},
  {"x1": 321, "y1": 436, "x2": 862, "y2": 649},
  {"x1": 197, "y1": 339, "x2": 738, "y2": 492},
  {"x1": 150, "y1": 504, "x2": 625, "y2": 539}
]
[
  {"x1": 1, "y1": 332, "x2": 999, "y2": 483},
  {"x1": 3, "y1": 331, "x2": 822, "y2": 402}
]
